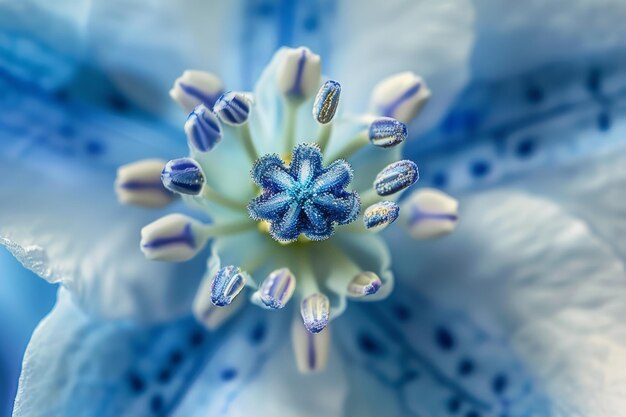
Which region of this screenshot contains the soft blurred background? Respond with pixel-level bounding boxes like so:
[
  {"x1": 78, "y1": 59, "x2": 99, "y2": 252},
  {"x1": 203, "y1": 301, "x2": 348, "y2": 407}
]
[{"x1": 2, "y1": 0, "x2": 626, "y2": 415}]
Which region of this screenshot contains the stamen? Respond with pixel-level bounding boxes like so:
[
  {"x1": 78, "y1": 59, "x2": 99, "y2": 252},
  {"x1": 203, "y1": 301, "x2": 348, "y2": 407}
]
[
  {"x1": 292, "y1": 317, "x2": 330, "y2": 373},
  {"x1": 213, "y1": 91, "x2": 251, "y2": 126},
  {"x1": 194, "y1": 280, "x2": 245, "y2": 330},
  {"x1": 278, "y1": 47, "x2": 321, "y2": 153},
  {"x1": 369, "y1": 117, "x2": 407, "y2": 148},
  {"x1": 369, "y1": 71, "x2": 431, "y2": 124},
  {"x1": 161, "y1": 158, "x2": 204, "y2": 195},
  {"x1": 210, "y1": 265, "x2": 247, "y2": 306},
  {"x1": 185, "y1": 104, "x2": 222, "y2": 153},
  {"x1": 363, "y1": 201, "x2": 400, "y2": 230},
  {"x1": 402, "y1": 188, "x2": 459, "y2": 239},
  {"x1": 347, "y1": 271, "x2": 382, "y2": 297},
  {"x1": 313, "y1": 80, "x2": 341, "y2": 124},
  {"x1": 277, "y1": 47, "x2": 321, "y2": 101},
  {"x1": 170, "y1": 70, "x2": 224, "y2": 113},
  {"x1": 374, "y1": 160, "x2": 419, "y2": 196},
  {"x1": 313, "y1": 80, "x2": 341, "y2": 153},
  {"x1": 115, "y1": 159, "x2": 174, "y2": 208},
  {"x1": 300, "y1": 293, "x2": 330, "y2": 333},
  {"x1": 140, "y1": 214, "x2": 209, "y2": 261},
  {"x1": 214, "y1": 92, "x2": 259, "y2": 162},
  {"x1": 257, "y1": 268, "x2": 296, "y2": 309}
]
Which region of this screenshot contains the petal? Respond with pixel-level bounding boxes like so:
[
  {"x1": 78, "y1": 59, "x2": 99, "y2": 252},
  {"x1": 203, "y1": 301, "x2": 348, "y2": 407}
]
[
  {"x1": 386, "y1": 187, "x2": 626, "y2": 415},
  {"x1": 0, "y1": 81, "x2": 205, "y2": 322},
  {"x1": 334, "y1": 282, "x2": 551, "y2": 416},
  {"x1": 331, "y1": 0, "x2": 475, "y2": 136},
  {"x1": 0, "y1": 249, "x2": 56, "y2": 416},
  {"x1": 16, "y1": 288, "x2": 345, "y2": 417}
]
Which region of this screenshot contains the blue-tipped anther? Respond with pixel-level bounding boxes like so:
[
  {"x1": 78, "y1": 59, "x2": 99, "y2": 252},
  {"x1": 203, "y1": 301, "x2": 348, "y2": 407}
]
[
  {"x1": 210, "y1": 265, "x2": 247, "y2": 306},
  {"x1": 213, "y1": 91, "x2": 251, "y2": 126},
  {"x1": 313, "y1": 80, "x2": 341, "y2": 124},
  {"x1": 300, "y1": 293, "x2": 330, "y2": 333},
  {"x1": 374, "y1": 160, "x2": 419, "y2": 196},
  {"x1": 161, "y1": 158, "x2": 205, "y2": 195},
  {"x1": 248, "y1": 144, "x2": 360, "y2": 243},
  {"x1": 185, "y1": 104, "x2": 222, "y2": 152},
  {"x1": 363, "y1": 201, "x2": 400, "y2": 230},
  {"x1": 259, "y1": 268, "x2": 296, "y2": 309},
  {"x1": 347, "y1": 272, "x2": 382, "y2": 297},
  {"x1": 369, "y1": 117, "x2": 407, "y2": 148}
]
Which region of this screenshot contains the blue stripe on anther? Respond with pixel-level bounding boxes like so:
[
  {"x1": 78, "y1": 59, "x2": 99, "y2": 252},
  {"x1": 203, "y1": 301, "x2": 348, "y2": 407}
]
[
  {"x1": 381, "y1": 82, "x2": 421, "y2": 118},
  {"x1": 142, "y1": 223, "x2": 195, "y2": 249}
]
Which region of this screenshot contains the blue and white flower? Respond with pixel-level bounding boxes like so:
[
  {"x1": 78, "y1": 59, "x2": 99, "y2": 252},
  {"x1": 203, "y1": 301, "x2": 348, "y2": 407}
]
[{"x1": 2, "y1": 1, "x2": 626, "y2": 416}]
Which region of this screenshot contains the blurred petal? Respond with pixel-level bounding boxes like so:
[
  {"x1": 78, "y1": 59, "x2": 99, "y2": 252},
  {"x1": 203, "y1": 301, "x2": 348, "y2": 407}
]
[
  {"x1": 332, "y1": 0, "x2": 475, "y2": 135},
  {"x1": 13, "y1": 288, "x2": 347, "y2": 417},
  {"x1": 471, "y1": 0, "x2": 626, "y2": 80},
  {"x1": 386, "y1": 184, "x2": 626, "y2": 415},
  {"x1": 0, "y1": 249, "x2": 56, "y2": 417},
  {"x1": 0, "y1": 76, "x2": 205, "y2": 322}
]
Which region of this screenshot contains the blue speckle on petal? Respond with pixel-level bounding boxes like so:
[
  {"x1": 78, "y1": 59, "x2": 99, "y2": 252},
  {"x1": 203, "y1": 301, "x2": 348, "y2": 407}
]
[
  {"x1": 435, "y1": 326, "x2": 455, "y2": 351},
  {"x1": 248, "y1": 144, "x2": 359, "y2": 242},
  {"x1": 357, "y1": 332, "x2": 386, "y2": 356},
  {"x1": 470, "y1": 160, "x2": 491, "y2": 179},
  {"x1": 249, "y1": 321, "x2": 267, "y2": 345},
  {"x1": 458, "y1": 358, "x2": 475, "y2": 376},
  {"x1": 220, "y1": 367, "x2": 238, "y2": 381}
]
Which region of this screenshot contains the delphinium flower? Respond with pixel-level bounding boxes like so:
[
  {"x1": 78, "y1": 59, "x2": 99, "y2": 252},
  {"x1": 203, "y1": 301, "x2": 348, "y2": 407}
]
[
  {"x1": 4, "y1": 1, "x2": 626, "y2": 416},
  {"x1": 117, "y1": 46, "x2": 446, "y2": 370}
]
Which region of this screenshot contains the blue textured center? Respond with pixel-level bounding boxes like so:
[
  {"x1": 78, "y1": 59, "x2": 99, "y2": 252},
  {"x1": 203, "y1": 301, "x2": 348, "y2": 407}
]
[{"x1": 248, "y1": 143, "x2": 360, "y2": 242}]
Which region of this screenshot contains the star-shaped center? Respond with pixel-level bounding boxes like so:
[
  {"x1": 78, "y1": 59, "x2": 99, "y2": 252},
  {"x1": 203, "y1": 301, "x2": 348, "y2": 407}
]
[{"x1": 248, "y1": 143, "x2": 360, "y2": 243}]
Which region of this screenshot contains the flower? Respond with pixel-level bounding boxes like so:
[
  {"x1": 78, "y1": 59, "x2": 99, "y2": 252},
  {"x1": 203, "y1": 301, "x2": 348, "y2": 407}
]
[{"x1": 2, "y1": 1, "x2": 626, "y2": 416}]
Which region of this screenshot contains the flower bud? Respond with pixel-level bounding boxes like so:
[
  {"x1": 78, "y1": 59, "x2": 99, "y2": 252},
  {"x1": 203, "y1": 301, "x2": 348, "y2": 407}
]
[
  {"x1": 276, "y1": 47, "x2": 321, "y2": 100},
  {"x1": 363, "y1": 201, "x2": 400, "y2": 230},
  {"x1": 140, "y1": 214, "x2": 208, "y2": 261},
  {"x1": 369, "y1": 117, "x2": 407, "y2": 148},
  {"x1": 115, "y1": 159, "x2": 174, "y2": 208},
  {"x1": 258, "y1": 268, "x2": 296, "y2": 309},
  {"x1": 161, "y1": 158, "x2": 205, "y2": 196},
  {"x1": 300, "y1": 293, "x2": 330, "y2": 334},
  {"x1": 312, "y1": 80, "x2": 341, "y2": 124},
  {"x1": 185, "y1": 104, "x2": 222, "y2": 153},
  {"x1": 169, "y1": 70, "x2": 224, "y2": 112},
  {"x1": 370, "y1": 72, "x2": 431, "y2": 124},
  {"x1": 213, "y1": 91, "x2": 252, "y2": 126},
  {"x1": 403, "y1": 188, "x2": 459, "y2": 239},
  {"x1": 374, "y1": 160, "x2": 419, "y2": 196},
  {"x1": 210, "y1": 265, "x2": 247, "y2": 306}
]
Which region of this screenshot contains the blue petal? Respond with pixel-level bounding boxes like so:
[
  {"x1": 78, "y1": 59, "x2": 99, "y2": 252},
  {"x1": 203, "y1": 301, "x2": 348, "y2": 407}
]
[
  {"x1": 13, "y1": 289, "x2": 297, "y2": 417},
  {"x1": 0, "y1": 78, "x2": 205, "y2": 322},
  {"x1": 387, "y1": 184, "x2": 626, "y2": 414}
]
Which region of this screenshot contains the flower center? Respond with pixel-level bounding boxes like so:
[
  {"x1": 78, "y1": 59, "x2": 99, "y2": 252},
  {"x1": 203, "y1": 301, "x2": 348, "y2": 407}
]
[{"x1": 248, "y1": 144, "x2": 360, "y2": 243}]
